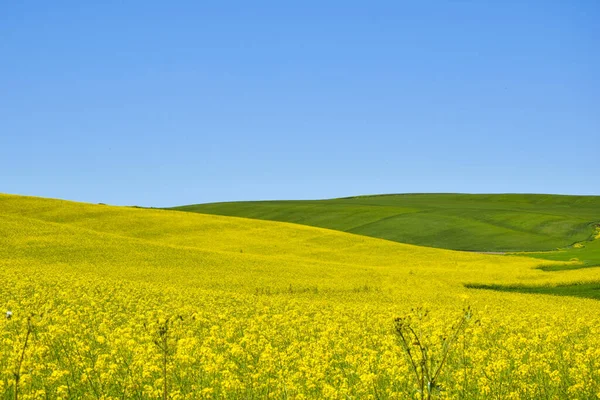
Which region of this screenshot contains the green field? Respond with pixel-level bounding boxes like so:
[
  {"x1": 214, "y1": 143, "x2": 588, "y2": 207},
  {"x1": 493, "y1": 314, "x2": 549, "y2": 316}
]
[
  {"x1": 525, "y1": 231, "x2": 600, "y2": 270},
  {"x1": 172, "y1": 193, "x2": 600, "y2": 252},
  {"x1": 467, "y1": 282, "x2": 600, "y2": 301}
]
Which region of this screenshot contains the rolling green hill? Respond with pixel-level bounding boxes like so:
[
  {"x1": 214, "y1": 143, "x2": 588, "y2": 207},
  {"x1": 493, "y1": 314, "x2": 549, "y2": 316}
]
[{"x1": 172, "y1": 193, "x2": 600, "y2": 252}]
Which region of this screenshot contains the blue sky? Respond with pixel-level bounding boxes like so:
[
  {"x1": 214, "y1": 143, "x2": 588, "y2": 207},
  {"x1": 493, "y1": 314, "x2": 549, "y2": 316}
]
[{"x1": 1, "y1": 1, "x2": 598, "y2": 207}]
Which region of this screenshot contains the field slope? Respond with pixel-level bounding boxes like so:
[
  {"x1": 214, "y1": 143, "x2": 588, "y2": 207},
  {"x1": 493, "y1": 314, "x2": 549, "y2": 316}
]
[
  {"x1": 3, "y1": 193, "x2": 600, "y2": 398},
  {"x1": 172, "y1": 193, "x2": 600, "y2": 252}
]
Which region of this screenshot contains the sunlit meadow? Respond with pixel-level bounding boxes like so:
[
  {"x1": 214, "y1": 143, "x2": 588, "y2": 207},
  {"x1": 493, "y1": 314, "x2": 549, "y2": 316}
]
[{"x1": 2, "y1": 194, "x2": 600, "y2": 399}]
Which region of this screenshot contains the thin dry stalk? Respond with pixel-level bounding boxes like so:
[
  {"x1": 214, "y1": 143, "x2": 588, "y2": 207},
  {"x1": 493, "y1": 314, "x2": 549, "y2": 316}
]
[{"x1": 394, "y1": 306, "x2": 472, "y2": 400}]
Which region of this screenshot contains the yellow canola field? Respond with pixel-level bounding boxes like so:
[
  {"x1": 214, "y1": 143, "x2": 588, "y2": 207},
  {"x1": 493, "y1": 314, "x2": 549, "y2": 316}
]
[{"x1": 1, "y1": 194, "x2": 600, "y2": 399}]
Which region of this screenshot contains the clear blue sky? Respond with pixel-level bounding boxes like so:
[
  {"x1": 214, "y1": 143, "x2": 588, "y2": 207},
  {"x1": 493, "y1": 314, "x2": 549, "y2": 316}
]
[{"x1": 1, "y1": 1, "x2": 598, "y2": 207}]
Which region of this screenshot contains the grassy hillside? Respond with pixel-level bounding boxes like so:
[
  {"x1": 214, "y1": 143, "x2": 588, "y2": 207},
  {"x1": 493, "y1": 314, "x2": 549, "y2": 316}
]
[
  {"x1": 1, "y1": 193, "x2": 563, "y2": 291},
  {"x1": 524, "y1": 226, "x2": 600, "y2": 270},
  {"x1": 3, "y1": 193, "x2": 600, "y2": 398},
  {"x1": 172, "y1": 193, "x2": 600, "y2": 252}
]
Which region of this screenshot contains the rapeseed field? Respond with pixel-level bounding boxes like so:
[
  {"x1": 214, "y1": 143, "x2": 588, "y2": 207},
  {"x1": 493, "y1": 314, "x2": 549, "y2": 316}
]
[{"x1": 2, "y1": 194, "x2": 600, "y2": 399}]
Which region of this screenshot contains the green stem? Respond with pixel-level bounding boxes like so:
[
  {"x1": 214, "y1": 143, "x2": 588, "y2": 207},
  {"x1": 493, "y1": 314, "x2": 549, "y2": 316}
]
[{"x1": 14, "y1": 317, "x2": 33, "y2": 400}]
